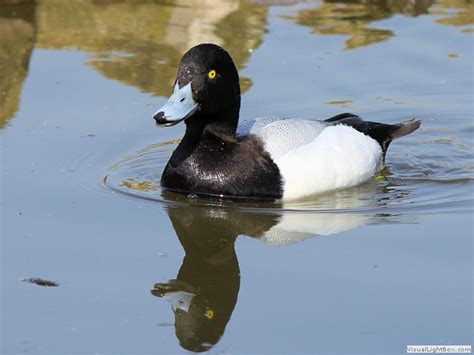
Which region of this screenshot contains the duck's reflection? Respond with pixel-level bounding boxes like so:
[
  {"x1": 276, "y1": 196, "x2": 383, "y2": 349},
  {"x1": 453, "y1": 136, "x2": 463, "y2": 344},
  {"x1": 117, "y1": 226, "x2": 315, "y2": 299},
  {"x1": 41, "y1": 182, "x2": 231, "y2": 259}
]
[
  {"x1": 151, "y1": 205, "x2": 278, "y2": 352},
  {"x1": 151, "y1": 181, "x2": 401, "y2": 351}
]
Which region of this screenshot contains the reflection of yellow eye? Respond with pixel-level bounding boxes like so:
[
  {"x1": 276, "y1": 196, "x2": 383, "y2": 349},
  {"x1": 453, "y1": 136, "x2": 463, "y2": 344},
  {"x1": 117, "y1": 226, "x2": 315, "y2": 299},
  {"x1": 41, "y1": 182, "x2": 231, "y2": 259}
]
[
  {"x1": 205, "y1": 309, "x2": 214, "y2": 319},
  {"x1": 208, "y1": 70, "x2": 217, "y2": 79}
]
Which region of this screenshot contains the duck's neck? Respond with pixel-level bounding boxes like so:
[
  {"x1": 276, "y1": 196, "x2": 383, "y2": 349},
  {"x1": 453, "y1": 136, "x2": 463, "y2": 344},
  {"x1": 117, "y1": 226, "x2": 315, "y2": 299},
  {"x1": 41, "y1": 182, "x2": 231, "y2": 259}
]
[{"x1": 169, "y1": 109, "x2": 239, "y2": 167}]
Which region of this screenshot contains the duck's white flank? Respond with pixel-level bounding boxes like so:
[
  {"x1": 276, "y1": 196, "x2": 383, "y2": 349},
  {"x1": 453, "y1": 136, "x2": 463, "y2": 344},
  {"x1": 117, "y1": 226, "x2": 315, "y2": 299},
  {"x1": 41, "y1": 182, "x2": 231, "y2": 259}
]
[
  {"x1": 277, "y1": 125, "x2": 382, "y2": 200},
  {"x1": 239, "y1": 118, "x2": 383, "y2": 201}
]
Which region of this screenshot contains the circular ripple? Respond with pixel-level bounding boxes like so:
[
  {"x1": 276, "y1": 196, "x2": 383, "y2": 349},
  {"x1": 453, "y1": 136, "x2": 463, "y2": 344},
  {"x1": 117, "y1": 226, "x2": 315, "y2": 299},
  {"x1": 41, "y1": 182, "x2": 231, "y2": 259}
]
[{"x1": 103, "y1": 137, "x2": 474, "y2": 215}]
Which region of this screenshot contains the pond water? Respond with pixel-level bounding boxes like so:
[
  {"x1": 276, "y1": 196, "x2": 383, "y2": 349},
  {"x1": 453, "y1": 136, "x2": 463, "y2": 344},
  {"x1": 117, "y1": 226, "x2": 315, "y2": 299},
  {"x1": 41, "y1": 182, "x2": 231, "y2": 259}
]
[{"x1": 1, "y1": 0, "x2": 473, "y2": 354}]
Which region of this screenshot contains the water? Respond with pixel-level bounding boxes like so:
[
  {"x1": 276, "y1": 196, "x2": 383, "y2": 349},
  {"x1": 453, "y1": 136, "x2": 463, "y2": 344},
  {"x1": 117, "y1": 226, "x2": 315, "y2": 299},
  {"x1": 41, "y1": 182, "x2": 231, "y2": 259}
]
[{"x1": 1, "y1": 0, "x2": 473, "y2": 354}]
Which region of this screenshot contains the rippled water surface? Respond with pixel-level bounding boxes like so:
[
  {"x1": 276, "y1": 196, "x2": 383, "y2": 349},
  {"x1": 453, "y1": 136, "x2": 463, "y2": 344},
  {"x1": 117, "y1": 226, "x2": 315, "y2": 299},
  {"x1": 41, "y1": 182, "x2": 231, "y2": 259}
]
[{"x1": 1, "y1": 0, "x2": 473, "y2": 354}]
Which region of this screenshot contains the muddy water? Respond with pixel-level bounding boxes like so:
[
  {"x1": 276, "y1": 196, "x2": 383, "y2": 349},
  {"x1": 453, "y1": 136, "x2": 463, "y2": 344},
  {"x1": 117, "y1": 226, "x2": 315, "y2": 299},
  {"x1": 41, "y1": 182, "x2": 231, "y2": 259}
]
[{"x1": 1, "y1": 0, "x2": 473, "y2": 353}]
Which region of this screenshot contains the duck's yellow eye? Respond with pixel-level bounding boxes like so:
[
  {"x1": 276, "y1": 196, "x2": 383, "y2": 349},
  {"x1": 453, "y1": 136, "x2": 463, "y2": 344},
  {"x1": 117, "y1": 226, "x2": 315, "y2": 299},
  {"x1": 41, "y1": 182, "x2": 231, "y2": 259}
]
[{"x1": 208, "y1": 70, "x2": 217, "y2": 79}]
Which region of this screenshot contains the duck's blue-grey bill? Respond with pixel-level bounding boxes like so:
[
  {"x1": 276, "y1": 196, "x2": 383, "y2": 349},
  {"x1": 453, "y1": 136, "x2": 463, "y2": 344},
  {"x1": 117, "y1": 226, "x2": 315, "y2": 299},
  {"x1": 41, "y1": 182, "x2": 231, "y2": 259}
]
[{"x1": 154, "y1": 82, "x2": 199, "y2": 127}]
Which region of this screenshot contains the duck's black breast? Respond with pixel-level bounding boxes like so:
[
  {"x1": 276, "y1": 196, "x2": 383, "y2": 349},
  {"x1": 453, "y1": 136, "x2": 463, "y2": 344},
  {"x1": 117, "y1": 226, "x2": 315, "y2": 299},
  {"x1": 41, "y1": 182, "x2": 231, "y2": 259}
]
[{"x1": 161, "y1": 129, "x2": 283, "y2": 200}]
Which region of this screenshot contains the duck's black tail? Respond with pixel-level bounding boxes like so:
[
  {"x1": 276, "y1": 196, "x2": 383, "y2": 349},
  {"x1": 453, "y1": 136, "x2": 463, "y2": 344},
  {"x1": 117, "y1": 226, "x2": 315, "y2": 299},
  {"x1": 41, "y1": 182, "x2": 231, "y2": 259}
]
[
  {"x1": 387, "y1": 119, "x2": 422, "y2": 140},
  {"x1": 325, "y1": 113, "x2": 421, "y2": 157}
]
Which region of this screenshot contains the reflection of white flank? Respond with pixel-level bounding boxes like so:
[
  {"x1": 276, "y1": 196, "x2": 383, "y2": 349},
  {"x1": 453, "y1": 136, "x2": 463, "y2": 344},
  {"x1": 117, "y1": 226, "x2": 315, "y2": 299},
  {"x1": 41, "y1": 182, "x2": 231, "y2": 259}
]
[
  {"x1": 258, "y1": 183, "x2": 376, "y2": 246},
  {"x1": 259, "y1": 212, "x2": 368, "y2": 246},
  {"x1": 164, "y1": 291, "x2": 195, "y2": 313}
]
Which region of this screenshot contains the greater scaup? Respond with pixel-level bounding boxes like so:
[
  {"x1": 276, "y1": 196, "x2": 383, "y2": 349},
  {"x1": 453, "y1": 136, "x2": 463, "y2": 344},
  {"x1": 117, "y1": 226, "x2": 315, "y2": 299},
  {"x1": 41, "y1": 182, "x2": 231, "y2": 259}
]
[{"x1": 153, "y1": 43, "x2": 421, "y2": 201}]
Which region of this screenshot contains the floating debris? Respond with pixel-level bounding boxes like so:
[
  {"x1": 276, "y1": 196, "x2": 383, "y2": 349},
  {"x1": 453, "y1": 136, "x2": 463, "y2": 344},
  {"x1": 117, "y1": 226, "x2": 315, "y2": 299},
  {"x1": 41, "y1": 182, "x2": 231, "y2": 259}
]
[
  {"x1": 119, "y1": 179, "x2": 158, "y2": 192},
  {"x1": 22, "y1": 278, "x2": 59, "y2": 287},
  {"x1": 325, "y1": 100, "x2": 353, "y2": 107}
]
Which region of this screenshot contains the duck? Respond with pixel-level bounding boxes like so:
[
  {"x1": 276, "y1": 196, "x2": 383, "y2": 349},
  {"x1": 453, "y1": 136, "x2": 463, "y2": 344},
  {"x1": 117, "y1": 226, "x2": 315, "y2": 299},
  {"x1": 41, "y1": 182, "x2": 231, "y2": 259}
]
[{"x1": 153, "y1": 43, "x2": 421, "y2": 201}]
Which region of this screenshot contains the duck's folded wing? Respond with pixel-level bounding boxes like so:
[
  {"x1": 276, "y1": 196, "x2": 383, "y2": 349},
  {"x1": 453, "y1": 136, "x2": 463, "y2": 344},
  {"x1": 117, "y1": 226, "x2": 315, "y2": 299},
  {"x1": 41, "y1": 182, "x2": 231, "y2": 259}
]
[{"x1": 237, "y1": 117, "x2": 329, "y2": 160}]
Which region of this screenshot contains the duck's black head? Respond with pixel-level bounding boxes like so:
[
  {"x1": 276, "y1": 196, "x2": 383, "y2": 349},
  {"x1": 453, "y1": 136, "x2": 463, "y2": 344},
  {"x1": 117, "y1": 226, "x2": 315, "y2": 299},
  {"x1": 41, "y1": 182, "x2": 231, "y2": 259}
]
[{"x1": 154, "y1": 43, "x2": 241, "y2": 134}]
